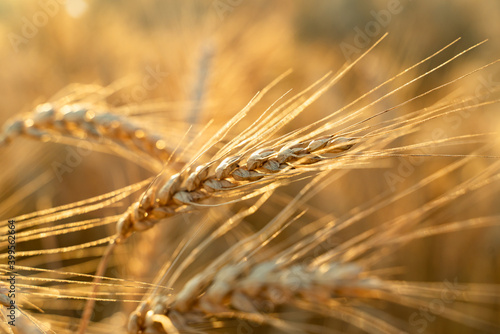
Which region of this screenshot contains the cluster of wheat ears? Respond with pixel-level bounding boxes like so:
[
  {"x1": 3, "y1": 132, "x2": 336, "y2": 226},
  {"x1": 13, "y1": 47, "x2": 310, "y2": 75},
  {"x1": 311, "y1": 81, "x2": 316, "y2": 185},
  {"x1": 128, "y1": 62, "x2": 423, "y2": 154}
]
[{"x1": 1, "y1": 34, "x2": 500, "y2": 334}]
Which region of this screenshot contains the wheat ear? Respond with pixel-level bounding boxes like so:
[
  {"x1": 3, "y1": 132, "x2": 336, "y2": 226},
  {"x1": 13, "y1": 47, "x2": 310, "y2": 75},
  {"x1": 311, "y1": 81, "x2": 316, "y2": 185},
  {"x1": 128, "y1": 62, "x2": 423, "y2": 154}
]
[
  {"x1": 114, "y1": 135, "x2": 355, "y2": 242},
  {"x1": 139, "y1": 261, "x2": 380, "y2": 333},
  {"x1": 0, "y1": 103, "x2": 173, "y2": 164}
]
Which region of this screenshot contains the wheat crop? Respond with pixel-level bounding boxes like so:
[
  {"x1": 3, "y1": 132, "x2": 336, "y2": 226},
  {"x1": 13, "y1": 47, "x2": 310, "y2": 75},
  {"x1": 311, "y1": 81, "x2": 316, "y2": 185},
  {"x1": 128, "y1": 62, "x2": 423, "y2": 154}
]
[{"x1": 1, "y1": 1, "x2": 500, "y2": 334}]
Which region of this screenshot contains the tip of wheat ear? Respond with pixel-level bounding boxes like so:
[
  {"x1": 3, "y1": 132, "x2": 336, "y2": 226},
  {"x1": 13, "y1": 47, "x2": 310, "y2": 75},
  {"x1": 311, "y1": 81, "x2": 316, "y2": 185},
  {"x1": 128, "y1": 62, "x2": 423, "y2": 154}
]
[{"x1": 115, "y1": 136, "x2": 356, "y2": 242}]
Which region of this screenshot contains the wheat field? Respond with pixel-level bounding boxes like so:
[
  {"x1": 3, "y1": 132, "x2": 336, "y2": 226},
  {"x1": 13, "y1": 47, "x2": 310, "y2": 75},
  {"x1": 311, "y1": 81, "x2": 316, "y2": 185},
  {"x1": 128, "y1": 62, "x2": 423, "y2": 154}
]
[{"x1": 1, "y1": 1, "x2": 500, "y2": 333}]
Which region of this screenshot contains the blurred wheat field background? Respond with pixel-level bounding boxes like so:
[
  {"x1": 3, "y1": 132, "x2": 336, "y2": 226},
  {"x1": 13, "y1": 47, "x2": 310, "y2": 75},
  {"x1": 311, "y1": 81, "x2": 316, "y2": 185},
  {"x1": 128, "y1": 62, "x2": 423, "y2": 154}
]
[{"x1": 1, "y1": 1, "x2": 500, "y2": 333}]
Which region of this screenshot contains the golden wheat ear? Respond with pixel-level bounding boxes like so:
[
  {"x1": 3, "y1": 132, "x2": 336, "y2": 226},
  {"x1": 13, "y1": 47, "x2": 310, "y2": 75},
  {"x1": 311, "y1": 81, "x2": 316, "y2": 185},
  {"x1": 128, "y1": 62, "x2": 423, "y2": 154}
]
[
  {"x1": 112, "y1": 36, "x2": 500, "y2": 244},
  {"x1": 113, "y1": 134, "x2": 356, "y2": 242},
  {"x1": 111, "y1": 34, "x2": 394, "y2": 244},
  {"x1": 0, "y1": 101, "x2": 175, "y2": 171}
]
